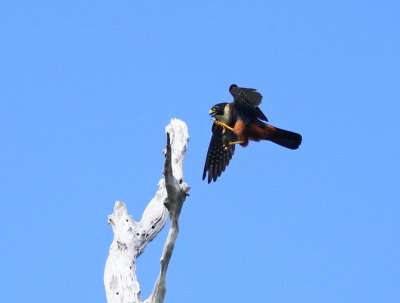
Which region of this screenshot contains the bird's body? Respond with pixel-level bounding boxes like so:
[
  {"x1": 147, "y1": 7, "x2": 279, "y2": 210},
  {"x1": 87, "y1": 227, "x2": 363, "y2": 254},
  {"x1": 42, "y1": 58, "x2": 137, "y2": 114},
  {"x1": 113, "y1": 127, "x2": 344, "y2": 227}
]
[{"x1": 203, "y1": 84, "x2": 302, "y2": 183}]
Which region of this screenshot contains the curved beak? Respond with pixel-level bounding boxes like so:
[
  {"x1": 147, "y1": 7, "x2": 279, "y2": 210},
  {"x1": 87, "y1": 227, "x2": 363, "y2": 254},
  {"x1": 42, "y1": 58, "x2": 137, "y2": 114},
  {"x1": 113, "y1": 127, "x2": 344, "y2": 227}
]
[{"x1": 209, "y1": 109, "x2": 215, "y2": 116}]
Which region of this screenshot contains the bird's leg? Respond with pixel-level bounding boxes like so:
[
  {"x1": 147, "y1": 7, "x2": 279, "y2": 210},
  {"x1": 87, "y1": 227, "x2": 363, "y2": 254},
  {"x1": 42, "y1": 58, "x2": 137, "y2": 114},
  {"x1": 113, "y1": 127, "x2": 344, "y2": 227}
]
[
  {"x1": 213, "y1": 119, "x2": 234, "y2": 132},
  {"x1": 229, "y1": 133, "x2": 247, "y2": 146},
  {"x1": 229, "y1": 141, "x2": 246, "y2": 145}
]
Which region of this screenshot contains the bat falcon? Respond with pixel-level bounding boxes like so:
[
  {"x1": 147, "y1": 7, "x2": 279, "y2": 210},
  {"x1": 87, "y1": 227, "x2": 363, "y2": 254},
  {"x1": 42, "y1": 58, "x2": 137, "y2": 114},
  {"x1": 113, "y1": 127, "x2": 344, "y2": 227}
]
[{"x1": 203, "y1": 84, "x2": 302, "y2": 183}]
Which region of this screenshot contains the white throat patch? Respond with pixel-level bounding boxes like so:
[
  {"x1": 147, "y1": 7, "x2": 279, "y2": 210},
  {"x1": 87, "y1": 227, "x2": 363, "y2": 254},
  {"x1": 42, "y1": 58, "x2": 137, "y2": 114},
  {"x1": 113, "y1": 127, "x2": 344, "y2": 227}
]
[{"x1": 215, "y1": 104, "x2": 230, "y2": 124}]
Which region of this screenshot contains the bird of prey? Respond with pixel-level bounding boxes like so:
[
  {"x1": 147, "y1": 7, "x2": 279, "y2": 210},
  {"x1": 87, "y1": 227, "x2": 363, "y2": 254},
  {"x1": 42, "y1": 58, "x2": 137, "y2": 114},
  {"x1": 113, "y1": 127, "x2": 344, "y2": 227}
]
[{"x1": 202, "y1": 84, "x2": 302, "y2": 183}]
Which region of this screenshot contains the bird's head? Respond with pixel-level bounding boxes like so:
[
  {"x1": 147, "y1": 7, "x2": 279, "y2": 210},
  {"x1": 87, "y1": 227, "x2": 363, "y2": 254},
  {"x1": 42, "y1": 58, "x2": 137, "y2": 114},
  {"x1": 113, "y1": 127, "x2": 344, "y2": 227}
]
[
  {"x1": 209, "y1": 103, "x2": 230, "y2": 123},
  {"x1": 209, "y1": 103, "x2": 227, "y2": 117}
]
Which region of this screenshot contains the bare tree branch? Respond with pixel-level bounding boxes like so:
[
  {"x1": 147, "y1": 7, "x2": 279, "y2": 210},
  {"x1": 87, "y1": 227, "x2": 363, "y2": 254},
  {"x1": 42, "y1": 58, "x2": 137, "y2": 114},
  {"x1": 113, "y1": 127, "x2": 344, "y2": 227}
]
[{"x1": 104, "y1": 118, "x2": 190, "y2": 303}]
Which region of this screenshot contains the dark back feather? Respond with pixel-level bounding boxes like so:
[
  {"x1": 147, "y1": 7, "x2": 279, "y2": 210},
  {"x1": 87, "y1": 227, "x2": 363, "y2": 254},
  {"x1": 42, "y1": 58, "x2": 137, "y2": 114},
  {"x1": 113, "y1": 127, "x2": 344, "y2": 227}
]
[{"x1": 229, "y1": 84, "x2": 268, "y2": 123}]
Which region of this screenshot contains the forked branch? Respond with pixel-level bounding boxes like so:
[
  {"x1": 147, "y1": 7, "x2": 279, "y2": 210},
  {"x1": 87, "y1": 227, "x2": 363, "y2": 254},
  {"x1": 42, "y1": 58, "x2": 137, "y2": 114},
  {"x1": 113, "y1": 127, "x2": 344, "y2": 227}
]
[{"x1": 104, "y1": 119, "x2": 190, "y2": 303}]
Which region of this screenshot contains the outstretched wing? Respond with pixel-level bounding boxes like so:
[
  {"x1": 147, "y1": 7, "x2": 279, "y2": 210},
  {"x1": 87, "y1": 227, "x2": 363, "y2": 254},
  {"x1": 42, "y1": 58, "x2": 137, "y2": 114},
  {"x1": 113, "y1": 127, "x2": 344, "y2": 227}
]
[
  {"x1": 203, "y1": 123, "x2": 238, "y2": 183},
  {"x1": 229, "y1": 84, "x2": 263, "y2": 106},
  {"x1": 229, "y1": 84, "x2": 268, "y2": 122}
]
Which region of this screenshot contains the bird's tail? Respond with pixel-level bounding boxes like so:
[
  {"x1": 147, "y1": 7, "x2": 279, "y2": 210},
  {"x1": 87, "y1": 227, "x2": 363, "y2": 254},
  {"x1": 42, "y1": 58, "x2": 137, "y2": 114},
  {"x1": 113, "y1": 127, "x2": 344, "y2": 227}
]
[{"x1": 261, "y1": 124, "x2": 302, "y2": 150}]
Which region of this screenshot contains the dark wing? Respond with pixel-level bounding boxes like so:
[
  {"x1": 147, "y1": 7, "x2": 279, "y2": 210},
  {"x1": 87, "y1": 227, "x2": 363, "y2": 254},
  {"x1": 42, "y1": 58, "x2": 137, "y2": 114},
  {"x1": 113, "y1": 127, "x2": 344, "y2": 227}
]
[
  {"x1": 229, "y1": 84, "x2": 268, "y2": 122},
  {"x1": 229, "y1": 84, "x2": 263, "y2": 106},
  {"x1": 202, "y1": 123, "x2": 238, "y2": 183}
]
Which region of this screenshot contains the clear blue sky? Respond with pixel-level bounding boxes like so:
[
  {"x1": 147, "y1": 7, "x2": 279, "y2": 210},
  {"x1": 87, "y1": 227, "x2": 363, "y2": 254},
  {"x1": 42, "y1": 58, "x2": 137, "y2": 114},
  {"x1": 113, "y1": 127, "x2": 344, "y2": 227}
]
[{"x1": 1, "y1": 1, "x2": 399, "y2": 302}]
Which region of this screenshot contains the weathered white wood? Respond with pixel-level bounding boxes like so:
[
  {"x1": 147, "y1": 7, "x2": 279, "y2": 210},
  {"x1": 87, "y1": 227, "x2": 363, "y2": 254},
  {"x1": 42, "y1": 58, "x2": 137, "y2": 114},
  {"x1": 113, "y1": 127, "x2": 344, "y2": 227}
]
[{"x1": 104, "y1": 118, "x2": 190, "y2": 303}]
